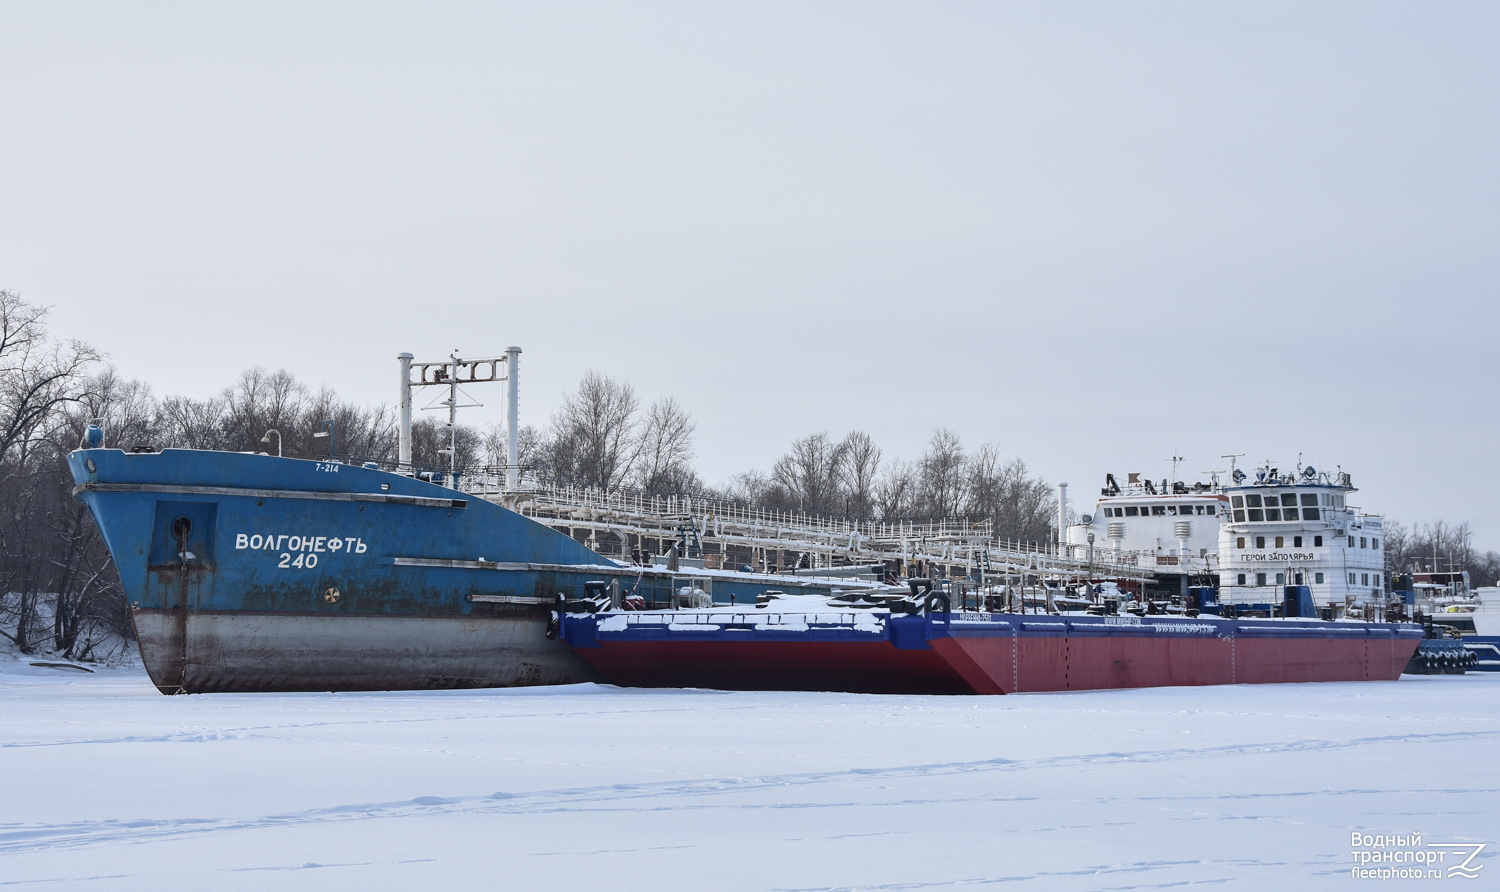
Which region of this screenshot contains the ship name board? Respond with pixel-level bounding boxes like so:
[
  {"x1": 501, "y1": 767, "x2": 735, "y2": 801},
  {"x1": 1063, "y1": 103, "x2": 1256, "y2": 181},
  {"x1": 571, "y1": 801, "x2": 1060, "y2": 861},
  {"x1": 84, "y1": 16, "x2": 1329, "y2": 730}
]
[
  {"x1": 235, "y1": 533, "x2": 368, "y2": 553},
  {"x1": 1239, "y1": 551, "x2": 1315, "y2": 562},
  {"x1": 234, "y1": 533, "x2": 369, "y2": 570}
]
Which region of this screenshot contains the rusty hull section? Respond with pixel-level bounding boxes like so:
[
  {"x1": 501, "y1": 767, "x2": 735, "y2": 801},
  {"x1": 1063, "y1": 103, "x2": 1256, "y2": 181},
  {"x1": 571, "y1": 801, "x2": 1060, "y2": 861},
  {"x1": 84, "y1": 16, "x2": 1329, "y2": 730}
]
[{"x1": 130, "y1": 606, "x2": 598, "y2": 694}]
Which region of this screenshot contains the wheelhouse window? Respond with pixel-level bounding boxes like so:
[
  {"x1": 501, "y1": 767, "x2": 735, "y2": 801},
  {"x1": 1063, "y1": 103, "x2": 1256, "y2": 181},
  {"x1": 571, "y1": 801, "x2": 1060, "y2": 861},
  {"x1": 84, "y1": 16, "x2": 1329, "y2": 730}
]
[
  {"x1": 1205, "y1": 505, "x2": 1216, "y2": 515},
  {"x1": 1248, "y1": 509, "x2": 1264, "y2": 521},
  {"x1": 1178, "y1": 505, "x2": 1194, "y2": 515},
  {"x1": 1265, "y1": 508, "x2": 1281, "y2": 521},
  {"x1": 1303, "y1": 507, "x2": 1319, "y2": 520},
  {"x1": 1246, "y1": 494, "x2": 1262, "y2": 508},
  {"x1": 1301, "y1": 494, "x2": 1317, "y2": 507},
  {"x1": 1151, "y1": 506, "x2": 1166, "y2": 516},
  {"x1": 1281, "y1": 494, "x2": 1297, "y2": 507},
  {"x1": 1232, "y1": 496, "x2": 1244, "y2": 509},
  {"x1": 1125, "y1": 506, "x2": 1139, "y2": 516},
  {"x1": 1234, "y1": 510, "x2": 1246, "y2": 522},
  {"x1": 1283, "y1": 508, "x2": 1299, "y2": 520}
]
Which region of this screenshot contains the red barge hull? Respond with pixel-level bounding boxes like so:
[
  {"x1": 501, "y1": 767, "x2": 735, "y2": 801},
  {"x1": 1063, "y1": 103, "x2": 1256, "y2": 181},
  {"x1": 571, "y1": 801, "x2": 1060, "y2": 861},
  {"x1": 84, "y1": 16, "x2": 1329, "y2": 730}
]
[{"x1": 561, "y1": 612, "x2": 1423, "y2": 694}]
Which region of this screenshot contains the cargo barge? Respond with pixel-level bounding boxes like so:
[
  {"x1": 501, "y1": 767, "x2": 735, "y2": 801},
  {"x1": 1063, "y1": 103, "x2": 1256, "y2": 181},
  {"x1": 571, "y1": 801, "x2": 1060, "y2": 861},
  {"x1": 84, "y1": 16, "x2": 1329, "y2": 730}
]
[{"x1": 560, "y1": 600, "x2": 1424, "y2": 694}]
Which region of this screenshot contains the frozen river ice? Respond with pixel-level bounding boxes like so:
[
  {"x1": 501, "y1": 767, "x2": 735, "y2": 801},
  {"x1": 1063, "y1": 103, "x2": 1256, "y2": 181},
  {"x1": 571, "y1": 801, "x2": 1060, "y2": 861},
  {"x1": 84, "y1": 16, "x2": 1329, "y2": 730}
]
[{"x1": 1, "y1": 657, "x2": 1496, "y2": 890}]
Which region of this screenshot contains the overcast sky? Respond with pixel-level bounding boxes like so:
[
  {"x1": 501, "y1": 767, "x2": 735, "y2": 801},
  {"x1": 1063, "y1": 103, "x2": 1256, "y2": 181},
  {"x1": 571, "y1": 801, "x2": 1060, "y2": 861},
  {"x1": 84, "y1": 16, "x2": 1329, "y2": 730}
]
[{"x1": 3, "y1": 3, "x2": 1497, "y2": 542}]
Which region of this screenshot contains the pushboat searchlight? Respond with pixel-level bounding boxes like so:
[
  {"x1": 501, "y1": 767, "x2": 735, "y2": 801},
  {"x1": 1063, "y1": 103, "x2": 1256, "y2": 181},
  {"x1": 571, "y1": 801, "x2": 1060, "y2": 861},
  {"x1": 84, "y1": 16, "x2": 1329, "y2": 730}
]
[{"x1": 81, "y1": 421, "x2": 105, "y2": 450}]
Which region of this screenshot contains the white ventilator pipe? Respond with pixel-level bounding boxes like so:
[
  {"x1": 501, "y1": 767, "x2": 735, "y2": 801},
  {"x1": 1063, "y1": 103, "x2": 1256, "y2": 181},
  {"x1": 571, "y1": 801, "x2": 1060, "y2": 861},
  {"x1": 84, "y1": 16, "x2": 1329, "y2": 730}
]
[
  {"x1": 505, "y1": 346, "x2": 521, "y2": 491},
  {"x1": 397, "y1": 353, "x2": 414, "y2": 468},
  {"x1": 1057, "y1": 482, "x2": 1068, "y2": 553}
]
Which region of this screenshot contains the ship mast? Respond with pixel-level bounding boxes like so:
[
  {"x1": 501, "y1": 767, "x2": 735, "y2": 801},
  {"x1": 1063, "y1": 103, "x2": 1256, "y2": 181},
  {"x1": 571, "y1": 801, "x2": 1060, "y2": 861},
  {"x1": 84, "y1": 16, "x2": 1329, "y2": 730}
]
[{"x1": 396, "y1": 349, "x2": 521, "y2": 488}]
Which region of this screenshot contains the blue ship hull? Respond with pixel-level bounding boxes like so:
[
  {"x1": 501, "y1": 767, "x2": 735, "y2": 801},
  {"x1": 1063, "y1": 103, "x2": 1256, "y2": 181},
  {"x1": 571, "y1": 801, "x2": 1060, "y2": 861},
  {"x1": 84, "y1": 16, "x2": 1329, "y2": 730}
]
[
  {"x1": 1463, "y1": 637, "x2": 1500, "y2": 671},
  {"x1": 69, "y1": 448, "x2": 847, "y2": 693}
]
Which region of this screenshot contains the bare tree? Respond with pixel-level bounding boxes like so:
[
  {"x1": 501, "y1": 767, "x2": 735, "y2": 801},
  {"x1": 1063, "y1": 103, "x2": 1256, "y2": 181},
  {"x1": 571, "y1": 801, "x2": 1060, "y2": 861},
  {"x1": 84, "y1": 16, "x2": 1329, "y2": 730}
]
[
  {"x1": 917, "y1": 428, "x2": 966, "y2": 518},
  {"x1": 484, "y1": 421, "x2": 545, "y2": 474},
  {"x1": 1394, "y1": 519, "x2": 1477, "y2": 575},
  {"x1": 1385, "y1": 517, "x2": 1500, "y2": 588},
  {"x1": 46, "y1": 418, "x2": 129, "y2": 658},
  {"x1": 0, "y1": 293, "x2": 109, "y2": 655},
  {"x1": 874, "y1": 458, "x2": 919, "y2": 520},
  {"x1": 634, "y1": 397, "x2": 697, "y2": 496},
  {"x1": 76, "y1": 371, "x2": 158, "y2": 450},
  {"x1": 1469, "y1": 551, "x2": 1500, "y2": 588},
  {"x1": 991, "y1": 457, "x2": 1055, "y2": 542},
  {"x1": 0, "y1": 291, "x2": 101, "y2": 462},
  {"x1": 544, "y1": 371, "x2": 641, "y2": 489},
  {"x1": 839, "y1": 431, "x2": 881, "y2": 519},
  {"x1": 1382, "y1": 520, "x2": 1413, "y2": 573},
  {"x1": 771, "y1": 432, "x2": 848, "y2": 514},
  {"x1": 408, "y1": 416, "x2": 481, "y2": 470},
  {"x1": 220, "y1": 367, "x2": 307, "y2": 453},
  {"x1": 158, "y1": 394, "x2": 229, "y2": 450},
  {"x1": 717, "y1": 469, "x2": 773, "y2": 505},
  {"x1": 300, "y1": 384, "x2": 396, "y2": 462}
]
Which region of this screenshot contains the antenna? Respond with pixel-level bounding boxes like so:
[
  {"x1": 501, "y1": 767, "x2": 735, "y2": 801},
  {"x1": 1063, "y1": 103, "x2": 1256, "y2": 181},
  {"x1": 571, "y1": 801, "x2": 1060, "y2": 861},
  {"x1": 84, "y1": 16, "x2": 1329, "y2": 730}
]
[
  {"x1": 1220, "y1": 453, "x2": 1244, "y2": 475},
  {"x1": 1166, "y1": 453, "x2": 1184, "y2": 483},
  {"x1": 424, "y1": 350, "x2": 485, "y2": 481}
]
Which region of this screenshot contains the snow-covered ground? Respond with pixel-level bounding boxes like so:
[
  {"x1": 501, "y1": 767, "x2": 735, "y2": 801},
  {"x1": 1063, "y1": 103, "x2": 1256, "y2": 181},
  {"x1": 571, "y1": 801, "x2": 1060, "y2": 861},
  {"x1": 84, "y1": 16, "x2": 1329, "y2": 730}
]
[{"x1": 1, "y1": 654, "x2": 1496, "y2": 890}]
